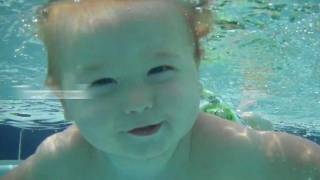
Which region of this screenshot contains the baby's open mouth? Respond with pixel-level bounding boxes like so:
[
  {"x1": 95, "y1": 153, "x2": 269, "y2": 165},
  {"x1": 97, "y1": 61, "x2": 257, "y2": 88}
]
[{"x1": 128, "y1": 122, "x2": 163, "y2": 136}]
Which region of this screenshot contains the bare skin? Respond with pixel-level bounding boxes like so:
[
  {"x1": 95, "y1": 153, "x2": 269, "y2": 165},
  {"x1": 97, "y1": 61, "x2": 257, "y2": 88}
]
[
  {"x1": 3, "y1": 112, "x2": 320, "y2": 180},
  {"x1": 2, "y1": 1, "x2": 320, "y2": 179}
]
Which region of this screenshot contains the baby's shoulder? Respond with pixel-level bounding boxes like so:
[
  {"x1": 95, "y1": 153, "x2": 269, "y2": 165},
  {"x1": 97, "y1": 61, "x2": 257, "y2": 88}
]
[
  {"x1": 3, "y1": 125, "x2": 92, "y2": 180},
  {"x1": 32, "y1": 125, "x2": 95, "y2": 176},
  {"x1": 194, "y1": 112, "x2": 260, "y2": 147},
  {"x1": 194, "y1": 112, "x2": 320, "y2": 179},
  {"x1": 36, "y1": 124, "x2": 85, "y2": 154},
  {"x1": 193, "y1": 113, "x2": 260, "y2": 154},
  {"x1": 191, "y1": 113, "x2": 273, "y2": 178}
]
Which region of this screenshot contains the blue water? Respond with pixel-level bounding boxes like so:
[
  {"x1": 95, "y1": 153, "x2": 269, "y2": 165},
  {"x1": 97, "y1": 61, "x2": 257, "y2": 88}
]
[
  {"x1": 199, "y1": 0, "x2": 320, "y2": 141},
  {"x1": 0, "y1": 0, "x2": 320, "y2": 154}
]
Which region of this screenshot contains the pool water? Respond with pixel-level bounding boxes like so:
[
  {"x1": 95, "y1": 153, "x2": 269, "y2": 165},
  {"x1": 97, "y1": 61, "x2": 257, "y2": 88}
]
[
  {"x1": 199, "y1": 0, "x2": 320, "y2": 142},
  {"x1": 0, "y1": 0, "x2": 319, "y2": 161}
]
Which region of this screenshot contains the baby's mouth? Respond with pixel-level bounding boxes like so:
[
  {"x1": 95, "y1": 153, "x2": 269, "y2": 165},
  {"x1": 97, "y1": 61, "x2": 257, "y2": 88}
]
[{"x1": 128, "y1": 122, "x2": 163, "y2": 136}]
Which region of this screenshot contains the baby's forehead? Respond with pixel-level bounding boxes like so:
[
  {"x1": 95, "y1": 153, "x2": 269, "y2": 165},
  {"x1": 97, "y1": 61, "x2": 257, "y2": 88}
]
[
  {"x1": 49, "y1": 0, "x2": 190, "y2": 45},
  {"x1": 42, "y1": 0, "x2": 195, "y2": 78},
  {"x1": 70, "y1": 19, "x2": 190, "y2": 60},
  {"x1": 59, "y1": 2, "x2": 192, "y2": 49}
]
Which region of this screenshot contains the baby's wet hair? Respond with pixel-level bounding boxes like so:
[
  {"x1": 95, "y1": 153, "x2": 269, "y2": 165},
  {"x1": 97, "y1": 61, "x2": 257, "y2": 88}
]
[{"x1": 36, "y1": 0, "x2": 213, "y2": 88}]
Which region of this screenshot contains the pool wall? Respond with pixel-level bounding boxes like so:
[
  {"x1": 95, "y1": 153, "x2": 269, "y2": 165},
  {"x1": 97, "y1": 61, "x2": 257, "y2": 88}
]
[{"x1": 0, "y1": 124, "x2": 66, "y2": 160}]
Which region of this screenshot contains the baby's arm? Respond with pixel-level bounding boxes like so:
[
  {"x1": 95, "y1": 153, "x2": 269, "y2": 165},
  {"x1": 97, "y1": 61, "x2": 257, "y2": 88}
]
[
  {"x1": 259, "y1": 131, "x2": 320, "y2": 179},
  {"x1": 2, "y1": 150, "x2": 52, "y2": 180},
  {"x1": 1, "y1": 157, "x2": 35, "y2": 180},
  {"x1": 2, "y1": 133, "x2": 65, "y2": 180}
]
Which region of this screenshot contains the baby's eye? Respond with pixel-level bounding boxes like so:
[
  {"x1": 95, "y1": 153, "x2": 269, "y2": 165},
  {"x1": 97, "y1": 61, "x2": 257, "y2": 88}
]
[
  {"x1": 88, "y1": 78, "x2": 117, "y2": 97},
  {"x1": 90, "y1": 78, "x2": 117, "y2": 87},
  {"x1": 148, "y1": 65, "x2": 174, "y2": 75},
  {"x1": 148, "y1": 65, "x2": 176, "y2": 82}
]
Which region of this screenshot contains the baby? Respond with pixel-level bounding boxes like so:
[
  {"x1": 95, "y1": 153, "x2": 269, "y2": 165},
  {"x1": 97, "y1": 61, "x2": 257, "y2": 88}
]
[{"x1": 3, "y1": 0, "x2": 320, "y2": 180}]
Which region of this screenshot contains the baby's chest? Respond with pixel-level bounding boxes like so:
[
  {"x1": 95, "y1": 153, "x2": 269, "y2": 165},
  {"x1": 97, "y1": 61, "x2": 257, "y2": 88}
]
[
  {"x1": 183, "y1": 148, "x2": 271, "y2": 180},
  {"x1": 58, "y1": 160, "x2": 268, "y2": 180},
  {"x1": 184, "y1": 164, "x2": 270, "y2": 180}
]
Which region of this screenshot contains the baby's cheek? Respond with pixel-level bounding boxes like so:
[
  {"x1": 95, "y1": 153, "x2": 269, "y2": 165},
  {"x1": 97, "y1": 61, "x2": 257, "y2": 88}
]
[
  {"x1": 158, "y1": 84, "x2": 186, "y2": 104},
  {"x1": 168, "y1": 86, "x2": 181, "y2": 97}
]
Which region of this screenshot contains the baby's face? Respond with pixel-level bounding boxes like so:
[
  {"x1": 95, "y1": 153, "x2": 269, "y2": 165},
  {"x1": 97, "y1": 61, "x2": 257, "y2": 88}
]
[{"x1": 58, "y1": 1, "x2": 200, "y2": 159}]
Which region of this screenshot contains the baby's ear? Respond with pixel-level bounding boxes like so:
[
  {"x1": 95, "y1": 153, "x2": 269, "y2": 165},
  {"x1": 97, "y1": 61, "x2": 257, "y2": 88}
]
[
  {"x1": 45, "y1": 76, "x2": 57, "y2": 89},
  {"x1": 194, "y1": 7, "x2": 213, "y2": 39},
  {"x1": 45, "y1": 76, "x2": 62, "y2": 98},
  {"x1": 45, "y1": 77, "x2": 71, "y2": 121},
  {"x1": 189, "y1": 0, "x2": 214, "y2": 38}
]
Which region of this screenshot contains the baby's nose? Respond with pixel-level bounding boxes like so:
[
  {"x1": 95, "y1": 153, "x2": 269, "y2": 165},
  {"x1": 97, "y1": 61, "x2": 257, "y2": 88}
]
[
  {"x1": 124, "y1": 86, "x2": 153, "y2": 115},
  {"x1": 125, "y1": 103, "x2": 152, "y2": 115}
]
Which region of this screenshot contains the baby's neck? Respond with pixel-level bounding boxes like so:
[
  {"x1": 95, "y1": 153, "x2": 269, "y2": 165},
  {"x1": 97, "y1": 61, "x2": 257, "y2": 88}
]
[{"x1": 95, "y1": 132, "x2": 193, "y2": 180}]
